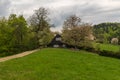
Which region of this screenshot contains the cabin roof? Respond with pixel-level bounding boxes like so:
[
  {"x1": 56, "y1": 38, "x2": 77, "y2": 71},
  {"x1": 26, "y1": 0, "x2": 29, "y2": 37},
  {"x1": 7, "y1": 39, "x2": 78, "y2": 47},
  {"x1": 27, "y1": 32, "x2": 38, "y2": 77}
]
[{"x1": 48, "y1": 34, "x2": 63, "y2": 46}]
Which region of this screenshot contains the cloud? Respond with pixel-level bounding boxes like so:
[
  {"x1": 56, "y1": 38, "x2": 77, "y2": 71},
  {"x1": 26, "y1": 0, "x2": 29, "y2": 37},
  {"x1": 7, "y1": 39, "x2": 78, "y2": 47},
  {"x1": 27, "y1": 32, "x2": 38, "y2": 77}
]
[
  {"x1": 1, "y1": 0, "x2": 120, "y2": 31},
  {"x1": 0, "y1": 0, "x2": 11, "y2": 17},
  {"x1": 48, "y1": 0, "x2": 120, "y2": 31}
]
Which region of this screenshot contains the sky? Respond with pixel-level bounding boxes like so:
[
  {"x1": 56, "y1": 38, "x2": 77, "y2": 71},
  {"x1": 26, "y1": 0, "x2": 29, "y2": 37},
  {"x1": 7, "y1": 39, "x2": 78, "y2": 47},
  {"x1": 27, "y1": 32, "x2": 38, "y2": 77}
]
[{"x1": 1, "y1": 0, "x2": 120, "y2": 31}]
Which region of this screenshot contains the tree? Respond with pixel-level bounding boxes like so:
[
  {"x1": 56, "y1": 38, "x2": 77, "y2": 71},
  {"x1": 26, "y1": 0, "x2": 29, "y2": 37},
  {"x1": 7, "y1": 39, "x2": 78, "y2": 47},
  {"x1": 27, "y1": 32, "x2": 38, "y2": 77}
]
[
  {"x1": 8, "y1": 14, "x2": 29, "y2": 52},
  {"x1": 38, "y1": 28, "x2": 54, "y2": 47},
  {"x1": 0, "y1": 17, "x2": 13, "y2": 53},
  {"x1": 62, "y1": 15, "x2": 93, "y2": 48},
  {"x1": 93, "y1": 22, "x2": 120, "y2": 43},
  {"x1": 29, "y1": 7, "x2": 50, "y2": 32},
  {"x1": 63, "y1": 14, "x2": 81, "y2": 29},
  {"x1": 29, "y1": 7, "x2": 53, "y2": 47},
  {"x1": 0, "y1": 13, "x2": 45, "y2": 56}
]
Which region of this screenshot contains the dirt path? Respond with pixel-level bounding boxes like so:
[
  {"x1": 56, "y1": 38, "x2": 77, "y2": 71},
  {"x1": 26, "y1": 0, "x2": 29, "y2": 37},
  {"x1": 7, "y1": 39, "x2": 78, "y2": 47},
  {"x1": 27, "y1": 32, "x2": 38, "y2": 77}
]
[{"x1": 0, "y1": 49, "x2": 39, "y2": 62}]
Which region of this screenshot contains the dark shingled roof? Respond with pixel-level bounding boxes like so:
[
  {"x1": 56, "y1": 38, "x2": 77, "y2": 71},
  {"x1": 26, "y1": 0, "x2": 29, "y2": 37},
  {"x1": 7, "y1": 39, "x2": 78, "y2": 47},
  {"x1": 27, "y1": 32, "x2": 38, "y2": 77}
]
[
  {"x1": 48, "y1": 34, "x2": 64, "y2": 47},
  {"x1": 48, "y1": 34, "x2": 75, "y2": 48}
]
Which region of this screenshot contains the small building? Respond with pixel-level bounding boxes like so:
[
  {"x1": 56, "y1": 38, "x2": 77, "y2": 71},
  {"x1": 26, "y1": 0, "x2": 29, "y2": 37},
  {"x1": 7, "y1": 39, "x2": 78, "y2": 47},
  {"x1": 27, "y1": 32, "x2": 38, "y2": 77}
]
[{"x1": 48, "y1": 34, "x2": 66, "y2": 48}]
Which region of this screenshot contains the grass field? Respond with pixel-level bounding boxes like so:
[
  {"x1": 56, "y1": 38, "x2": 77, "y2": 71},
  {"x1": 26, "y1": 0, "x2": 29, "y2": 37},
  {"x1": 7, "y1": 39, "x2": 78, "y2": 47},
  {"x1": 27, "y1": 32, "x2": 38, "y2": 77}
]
[
  {"x1": 94, "y1": 43, "x2": 120, "y2": 52},
  {"x1": 0, "y1": 48, "x2": 120, "y2": 80}
]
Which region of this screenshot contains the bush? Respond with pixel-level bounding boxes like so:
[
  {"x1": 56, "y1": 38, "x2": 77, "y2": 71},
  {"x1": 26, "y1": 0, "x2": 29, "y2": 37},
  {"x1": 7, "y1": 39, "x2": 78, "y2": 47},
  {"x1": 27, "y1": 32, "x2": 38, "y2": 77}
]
[
  {"x1": 99, "y1": 50, "x2": 120, "y2": 59},
  {"x1": 75, "y1": 44, "x2": 120, "y2": 59},
  {"x1": 82, "y1": 46, "x2": 94, "y2": 52}
]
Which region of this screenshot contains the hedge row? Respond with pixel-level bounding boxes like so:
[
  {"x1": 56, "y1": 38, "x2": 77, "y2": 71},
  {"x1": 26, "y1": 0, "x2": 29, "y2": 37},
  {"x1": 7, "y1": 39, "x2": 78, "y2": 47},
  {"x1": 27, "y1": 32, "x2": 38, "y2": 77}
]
[
  {"x1": 65, "y1": 45, "x2": 120, "y2": 59},
  {"x1": 79, "y1": 46, "x2": 120, "y2": 59},
  {"x1": 98, "y1": 50, "x2": 120, "y2": 59}
]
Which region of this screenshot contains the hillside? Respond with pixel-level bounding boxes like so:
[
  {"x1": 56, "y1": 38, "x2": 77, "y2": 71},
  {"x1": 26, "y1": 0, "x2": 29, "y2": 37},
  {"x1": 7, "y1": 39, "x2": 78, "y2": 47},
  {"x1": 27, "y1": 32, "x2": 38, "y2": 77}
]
[{"x1": 0, "y1": 48, "x2": 120, "y2": 80}]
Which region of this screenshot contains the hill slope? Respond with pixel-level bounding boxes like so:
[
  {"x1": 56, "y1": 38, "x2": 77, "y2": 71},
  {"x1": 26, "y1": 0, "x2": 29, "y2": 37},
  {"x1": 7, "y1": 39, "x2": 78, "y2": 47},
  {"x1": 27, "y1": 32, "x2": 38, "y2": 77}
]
[{"x1": 0, "y1": 48, "x2": 120, "y2": 80}]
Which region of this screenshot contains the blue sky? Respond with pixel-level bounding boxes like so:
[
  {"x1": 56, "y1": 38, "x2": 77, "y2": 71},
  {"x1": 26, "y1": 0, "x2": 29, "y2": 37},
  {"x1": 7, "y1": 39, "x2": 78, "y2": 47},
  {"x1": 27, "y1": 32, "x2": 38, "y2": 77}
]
[{"x1": 1, "y1": 0, "x2": 120, "y2": 31}]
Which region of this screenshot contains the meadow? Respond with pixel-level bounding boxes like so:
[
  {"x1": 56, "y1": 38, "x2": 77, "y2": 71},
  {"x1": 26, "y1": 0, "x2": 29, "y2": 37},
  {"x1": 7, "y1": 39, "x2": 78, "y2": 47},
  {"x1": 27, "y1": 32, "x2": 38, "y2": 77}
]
[
  {"x1": 0, "y1": 48, "x2": 120, "y2": 80},
  {"x1": 94, "y1": 43, "x2": 120, "y2": 52}
]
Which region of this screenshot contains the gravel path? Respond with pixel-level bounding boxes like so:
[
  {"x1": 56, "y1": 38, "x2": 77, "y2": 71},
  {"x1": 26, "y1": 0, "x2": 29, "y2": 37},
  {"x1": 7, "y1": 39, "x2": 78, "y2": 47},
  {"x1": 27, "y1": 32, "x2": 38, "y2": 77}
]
[{"x1": 0, "y1": 49, "x2": 39, "y2": 62}]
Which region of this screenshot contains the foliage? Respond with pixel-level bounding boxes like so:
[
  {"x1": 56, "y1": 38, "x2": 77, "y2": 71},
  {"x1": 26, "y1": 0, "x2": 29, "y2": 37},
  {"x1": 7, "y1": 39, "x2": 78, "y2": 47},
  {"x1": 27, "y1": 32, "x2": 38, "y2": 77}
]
[
  {"x1": 93, "y1": 22, "x2": 120, "y2": 43},
  {"x1": 0, "y1": 17, "x2": 13, "y2": 53},
  {"x1": 29, "y1": 7, "x2": 53, "y2": 47},
  {"x1": 0, "y1": 7, "x2": 54, "y2": 56},
  {"x1": 38, "y1": 28, "x2": 54, "y2": 47},
  {"x1": 62, "y1": 15, "x2": 93, "y2": 48},
  {"x1": 63, "y1": 14, "x2": 81, "y2": 29},
  {"x1": 99, "y1": 50, "x2": 120, "y2": 59},
  {"x1": 8, "y1": 14, "x2": 29, "y2": 52},
  {"x1": 93, "y1": 43, "x2": 120, "y2": 52}
]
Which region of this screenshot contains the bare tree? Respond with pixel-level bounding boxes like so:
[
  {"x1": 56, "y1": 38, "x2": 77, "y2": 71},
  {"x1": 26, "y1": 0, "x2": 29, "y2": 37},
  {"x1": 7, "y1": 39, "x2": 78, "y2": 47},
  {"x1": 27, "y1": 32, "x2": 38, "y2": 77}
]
[
  {"x1": 29, "y1": 7, "x2": 50, "y2": 33},
  {"x1": 63, "y1": 14, "x2": 81, "y2": 30}
]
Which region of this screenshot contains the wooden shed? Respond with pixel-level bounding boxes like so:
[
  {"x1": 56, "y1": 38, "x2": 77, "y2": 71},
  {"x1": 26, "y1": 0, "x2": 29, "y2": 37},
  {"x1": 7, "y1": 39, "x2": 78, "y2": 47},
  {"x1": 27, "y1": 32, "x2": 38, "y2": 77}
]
[{"x1": 48, "y1": 34, "x2": 66, "y2": 48}]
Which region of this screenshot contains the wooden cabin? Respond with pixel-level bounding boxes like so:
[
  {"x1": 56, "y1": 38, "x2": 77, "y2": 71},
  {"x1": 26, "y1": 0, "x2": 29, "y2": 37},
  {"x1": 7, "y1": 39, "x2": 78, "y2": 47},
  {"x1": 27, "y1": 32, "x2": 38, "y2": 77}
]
[{"x1": 48, "y1": 34, "x2": 66, "y2": 48}]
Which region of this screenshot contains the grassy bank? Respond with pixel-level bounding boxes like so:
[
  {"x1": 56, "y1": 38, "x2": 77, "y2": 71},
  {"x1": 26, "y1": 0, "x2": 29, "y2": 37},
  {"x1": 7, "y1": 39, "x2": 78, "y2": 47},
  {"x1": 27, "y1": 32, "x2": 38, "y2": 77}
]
[
  {"x1": 0, "y1": 48, "x2": 120, "y2": 80},
  {"x1": 94, "y1": 43, "x2": 120, "y2": 52}
]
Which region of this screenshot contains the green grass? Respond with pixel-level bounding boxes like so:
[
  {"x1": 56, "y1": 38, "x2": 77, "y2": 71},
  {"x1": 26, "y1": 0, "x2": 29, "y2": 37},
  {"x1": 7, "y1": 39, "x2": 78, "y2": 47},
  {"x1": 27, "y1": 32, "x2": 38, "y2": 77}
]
[
  {"x1": 94, "y1": 43, "x2": 120, "y2": 52},
  {"x1": 0, "y1": 48, "x2": 120, "y2": 80}
]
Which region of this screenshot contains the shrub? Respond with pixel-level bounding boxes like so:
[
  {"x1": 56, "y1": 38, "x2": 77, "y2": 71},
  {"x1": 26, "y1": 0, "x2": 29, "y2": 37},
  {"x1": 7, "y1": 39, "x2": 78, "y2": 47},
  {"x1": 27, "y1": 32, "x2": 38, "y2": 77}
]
[
  {"x1": 111, "y1": 38, "x2": 119, "y2": 45},
  {"x1": 99, "y1": 50, "x2": 120, "y2": 59}
]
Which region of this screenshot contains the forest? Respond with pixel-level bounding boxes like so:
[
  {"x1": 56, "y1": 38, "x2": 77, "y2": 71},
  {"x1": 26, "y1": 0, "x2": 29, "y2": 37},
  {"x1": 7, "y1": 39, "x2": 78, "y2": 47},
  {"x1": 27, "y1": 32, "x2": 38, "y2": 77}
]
[{"x1": 0, "y1": 7, "x2": 120, "y2": 57}]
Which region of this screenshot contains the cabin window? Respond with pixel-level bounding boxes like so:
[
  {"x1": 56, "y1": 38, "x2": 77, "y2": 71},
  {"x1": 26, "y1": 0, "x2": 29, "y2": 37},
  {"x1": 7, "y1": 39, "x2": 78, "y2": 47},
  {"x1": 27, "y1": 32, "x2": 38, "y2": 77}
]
[
  {"x1": 62, "y1": 44, "x2": 66, "y2": 47},
  {"x1": 56, "y1": 38, "x2": 61, "y2": 41},
  {"x1": 53, "y1": 45, "x2": 59, "y2": 48}
]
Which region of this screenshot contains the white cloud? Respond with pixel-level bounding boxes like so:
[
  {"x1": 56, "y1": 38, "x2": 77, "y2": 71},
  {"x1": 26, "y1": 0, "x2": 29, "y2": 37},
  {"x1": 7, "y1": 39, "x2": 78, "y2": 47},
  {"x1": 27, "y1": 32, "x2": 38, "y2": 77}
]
[
  {"x1": 1, "y1": 0, "x2": 120, "y2": 31},
  {"x1": 0, "y1": 0, "x2": 11, "y2": 16}
]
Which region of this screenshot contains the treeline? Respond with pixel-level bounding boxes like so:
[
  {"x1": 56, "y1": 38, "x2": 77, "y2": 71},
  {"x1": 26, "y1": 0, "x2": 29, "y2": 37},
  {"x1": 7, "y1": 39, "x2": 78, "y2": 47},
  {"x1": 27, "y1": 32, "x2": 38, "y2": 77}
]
[
  {"x1": 1, "y1": 7, "x2": 120, "y2": 57},
  {"x1": 93, "y1": 22, "x2": 120, "y2": 44},
  {"x1": 0, "y1": 7, "x2": 53, "y2": 56}
]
